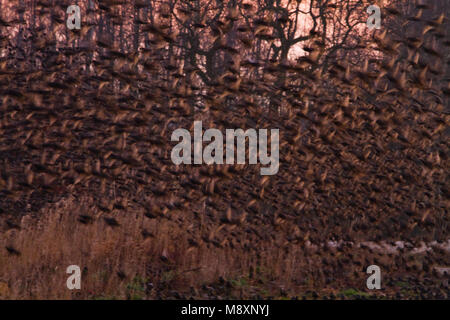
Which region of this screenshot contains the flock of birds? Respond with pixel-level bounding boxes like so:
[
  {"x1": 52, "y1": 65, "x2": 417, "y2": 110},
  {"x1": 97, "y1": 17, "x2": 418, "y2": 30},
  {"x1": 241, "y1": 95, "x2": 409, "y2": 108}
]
[{"x1": 0, "y1": 1, "x2": 448, "y2": 298}]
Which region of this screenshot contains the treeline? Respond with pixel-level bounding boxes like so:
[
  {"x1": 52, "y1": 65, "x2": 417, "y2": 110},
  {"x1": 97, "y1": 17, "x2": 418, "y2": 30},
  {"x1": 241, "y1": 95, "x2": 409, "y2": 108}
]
[
  {"x1": 1, "y1": 1, "x2": 392, "y2": 79},
  {"x1": 0, "y1": 0, "x2": 448, "y2": 110}
]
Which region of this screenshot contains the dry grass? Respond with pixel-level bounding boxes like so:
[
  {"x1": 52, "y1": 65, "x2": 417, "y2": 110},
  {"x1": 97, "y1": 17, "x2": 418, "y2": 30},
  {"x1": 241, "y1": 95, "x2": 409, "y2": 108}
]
[
  {"x1": 1, "y1": 195, "x2": 447, "y2": 299},
  {"x1": 0, "y1": 195, "x2": 306, "y2": 299}
]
